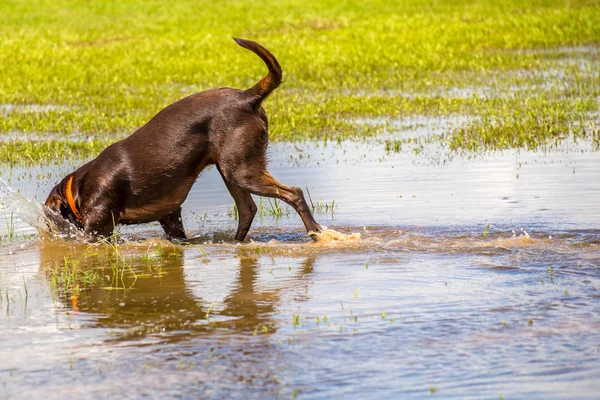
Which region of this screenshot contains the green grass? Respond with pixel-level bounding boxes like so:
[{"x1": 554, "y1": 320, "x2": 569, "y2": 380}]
[
  {"x1": 47, "y1": 252, "x2": 102, "y2": 298},
  {"x1": 230, "y1": 197, "x2": 291, "y2": 219},
  {"x1": 0, "y1": 210, "x2": 36, "y2": 243},
  {"x1": 45, "y1": 240, "x2": 183, "y2": 301},
  {"x1": 306, "y1": 187, "x2": 336, "y2": 216},
  {"x1": 0, "y1": 138, "x2": 113, "y2": 165},
  {"x1": 1, "y1": 0, "x2": 599, "y2": 165},
  {"x1": 228, "y1": 190, "x2": 336, "y2": 219},
  {"x1": 1, "y1": 211, "x2": 15, "y2": 243}
]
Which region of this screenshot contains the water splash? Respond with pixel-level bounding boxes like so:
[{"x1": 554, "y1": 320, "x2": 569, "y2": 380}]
[
  {"x1": 0, "y1": 178, "x2": 45, "y2": 230},
  {"x1": 0, "y1": 177, "x2": 79, "y2": 241},
  {"x1": 310, "y1": 227, "x2": 362, "y2": 245}
]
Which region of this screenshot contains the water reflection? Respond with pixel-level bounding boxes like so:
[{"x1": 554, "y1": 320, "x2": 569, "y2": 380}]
[
  {"x1": 222, "y1": 251, "x2": 314, "y2": 330},
  {"x1": 39, "y1": 240, "x2": 315, "y2": 344},
  {"x1": 2, "y1": 133, "x2": 599, "y2": 398}
]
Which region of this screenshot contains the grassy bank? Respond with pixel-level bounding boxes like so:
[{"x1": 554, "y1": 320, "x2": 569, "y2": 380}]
[{"x1": 1, "y1": 0, "x2": 599, "y2": 164}]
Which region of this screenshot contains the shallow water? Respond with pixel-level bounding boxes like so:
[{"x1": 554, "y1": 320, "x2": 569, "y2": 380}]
[{"x1": 1, "y1": 138, "x2": 599, "y2": 399}]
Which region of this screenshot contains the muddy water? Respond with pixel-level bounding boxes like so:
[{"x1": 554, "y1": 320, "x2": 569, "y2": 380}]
[{"x1": 1, "y1": 139, "x2": 599, "y2": 399}]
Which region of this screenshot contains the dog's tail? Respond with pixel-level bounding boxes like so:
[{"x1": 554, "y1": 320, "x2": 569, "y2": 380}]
[{"x1": 234, "y1": 37, "x2": 282, "y2": 107}]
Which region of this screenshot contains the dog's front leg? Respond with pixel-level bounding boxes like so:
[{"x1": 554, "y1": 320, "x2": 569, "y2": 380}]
[
  {"x1": 218, "y1": 165, "x2": 257, "y2": 242},
  {"x1": 159, "y1": 207, "x2": 187, "y2": 241},
  {"x1": 82, "y1": 210, "x2": 117, "y2": 241}
]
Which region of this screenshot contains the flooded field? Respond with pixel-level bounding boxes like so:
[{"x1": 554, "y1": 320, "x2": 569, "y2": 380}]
[
  {"x1": 1, "y1": 137, "x2": 599, "y2": 399},
  {"x1": 2, "y1": 0, "x2": 600, "y2": 397}
]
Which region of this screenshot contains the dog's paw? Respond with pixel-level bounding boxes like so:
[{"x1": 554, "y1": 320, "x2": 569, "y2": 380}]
[
  {"x1": 308, "y1": 225, "x2": 327, "y2": 242},
  {"x1": 308, "y1": 226, "x2": 361, "y2": 243}
]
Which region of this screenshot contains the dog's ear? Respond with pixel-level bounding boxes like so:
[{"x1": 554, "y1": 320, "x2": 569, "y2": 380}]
[
  {"x1": 44, "y1": 194, "x2": 62, "y2": 214},
  {"x1": 44, "y1": 185, "x2": 70, "y2": 219},
  {"x1": 44, "y1": 189, "x2": 77, "y2": 236}
]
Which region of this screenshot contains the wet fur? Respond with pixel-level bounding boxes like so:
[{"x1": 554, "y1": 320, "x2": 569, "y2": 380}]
[{"x1": 45, "y1": 38, "x2": 322, "y2": 242}]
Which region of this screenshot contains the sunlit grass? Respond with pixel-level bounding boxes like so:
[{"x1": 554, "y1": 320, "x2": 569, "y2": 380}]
[
  {"x1": 228, "y1": 190, "x2": 336, "y2": 220},
  {"x1": 306, "y1": 186, "x2": 336, "y2": 216},
  {"x1": 1, "y1": 0, "x2": 599, "y2": 165}
]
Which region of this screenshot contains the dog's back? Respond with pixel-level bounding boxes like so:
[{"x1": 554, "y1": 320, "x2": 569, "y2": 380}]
[{"x1": 45, "y1": 38, "x2": 322, "y2": 242}]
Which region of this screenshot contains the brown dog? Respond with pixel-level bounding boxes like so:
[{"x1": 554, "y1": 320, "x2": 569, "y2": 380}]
[{"x1": 45, "y1": 38, "x2": 323, "y2": 242}]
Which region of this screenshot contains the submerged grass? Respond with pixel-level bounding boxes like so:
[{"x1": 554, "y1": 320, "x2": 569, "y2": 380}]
[
  {"x1": 49, "y1": 253, "x2": 101, "y2": 290},
  {"x1": 0, "y1": 210, "x2": 36, "y2": 243},
  {"x1": 1, "y1": 0, "x2": 600, "y2": 165},
  {"x1": 228, "y1": 190, "x2": 336, "y2": 219},
  {"x1": 47, "y1": 251, "x2": 102, "y2": 301},
  {"x1": 45, "y1": 238, "x2": 173, "y2": 301},
  {"x1": 1, "y1": 211, "x2": 15, "y2": 243},
  {"x1": 306, "y1": 187, "x2": 336, "y2": 216}
]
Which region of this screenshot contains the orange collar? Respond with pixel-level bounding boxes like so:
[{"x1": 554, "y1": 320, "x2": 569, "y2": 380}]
[{"x1": 66, "y1": 176, "x2": 84, "y2": 224}]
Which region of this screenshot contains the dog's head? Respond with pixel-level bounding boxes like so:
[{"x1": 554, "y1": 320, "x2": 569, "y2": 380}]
[
  {"x1": 44, "y1": 182, "x2": 69, "y2": 218},
  {"x1": 44, "y1": 180, "x2": 81, "y2": 235}
]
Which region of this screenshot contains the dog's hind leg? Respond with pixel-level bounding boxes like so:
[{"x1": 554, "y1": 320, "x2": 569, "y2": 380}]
[
  {"x1": 218, "y1": 165, "x2": 257, "y2": 241},
  {"x1": 226, "y1": 169, "x2": 322, "y2": 239},
  {"x1": 159, "y1": 207, "x2": 186, "y2": 241}
]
